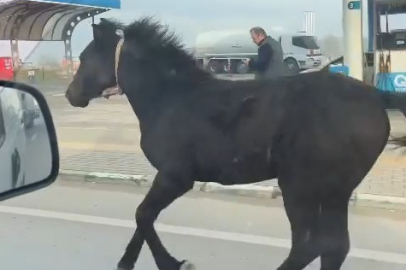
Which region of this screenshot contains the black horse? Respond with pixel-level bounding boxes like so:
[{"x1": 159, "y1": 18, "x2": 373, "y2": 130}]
[{"x1": 65, "y1": 17, "x2": 406, "y2": 270}]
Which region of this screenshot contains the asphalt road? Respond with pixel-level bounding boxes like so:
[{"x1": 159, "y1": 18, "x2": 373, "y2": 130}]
[
  {"x1": 37, "y1": 83, "x2": 142, "y2": 153},
  {"x1": 0, "y1": 179, "x2": 406, "y2": 270}
]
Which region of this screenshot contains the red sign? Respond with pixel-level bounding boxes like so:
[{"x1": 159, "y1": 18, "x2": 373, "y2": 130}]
[
  {"x1": 62, "y1": 57, "x2": 80, "y2": 72},
  {"x1": 0, "y1": 57, "x2": 14, "y2": 80}
]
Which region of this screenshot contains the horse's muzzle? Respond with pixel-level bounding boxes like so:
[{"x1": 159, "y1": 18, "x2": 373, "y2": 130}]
[{"x1": 65, "y1": 88, "x2": 89, "y2": 108}]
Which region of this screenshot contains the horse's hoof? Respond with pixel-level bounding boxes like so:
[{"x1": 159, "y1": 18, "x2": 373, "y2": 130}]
[
  {"x1": 115, "y1": 267, "x2": 130, "y2": 270},
  {"x1": 180, "y1": 260, "x2": 195, "y2": 270}
]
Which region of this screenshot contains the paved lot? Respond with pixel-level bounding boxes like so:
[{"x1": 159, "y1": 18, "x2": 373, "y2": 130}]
[
  {"x1": 0, "y1": 179, "x2": 406, "y2": 269},
  {"x1": 30, "y1": 81, "x2": 406, "y2": 199}
]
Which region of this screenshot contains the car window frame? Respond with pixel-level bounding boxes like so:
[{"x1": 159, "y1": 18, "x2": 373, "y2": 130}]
[{"x1": 0, "y1": 80, "x2": 60, "y2": 203}]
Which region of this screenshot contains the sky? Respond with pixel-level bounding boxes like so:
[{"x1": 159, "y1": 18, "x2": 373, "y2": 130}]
[
  {"x1": 72, "y1": 0, "x2": 345, "y2": 48},
  {"x1": 1, "y1": 0, "x2": 344, "y2": 62},
  {"x1": 0, "y1": 0, "x2": 404, "y2": 63}
]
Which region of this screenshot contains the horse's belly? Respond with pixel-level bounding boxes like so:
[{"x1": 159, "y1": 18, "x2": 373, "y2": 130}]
[{"x1": 197, "y1": 149, "x2": 277, "y2": 185}]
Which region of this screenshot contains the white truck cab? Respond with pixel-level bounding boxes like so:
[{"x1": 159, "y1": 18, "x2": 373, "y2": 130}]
[
  {"x1": 0, "y1": 87, "x2": 27, "y2": 193},
  {"x1": 279, "y1": 33, "x2": 327, "y2": 74}
]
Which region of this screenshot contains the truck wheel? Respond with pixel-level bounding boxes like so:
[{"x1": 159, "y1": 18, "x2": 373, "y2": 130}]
[
  {"x1": 207, "y1": 61, "x2": 222, "y2": 74},
  {"x1": 284, "y1": 58, "x2": 300, "y2": 75},
  {"x1": 222, "y1": 62, "x2": 231, "y2": 73},
  {"x1": 236, "y1": 61, "x2": 249, "y2": 74},
  {"x1": 11, "y1": 148, "x2": 21, "y2": 189}
]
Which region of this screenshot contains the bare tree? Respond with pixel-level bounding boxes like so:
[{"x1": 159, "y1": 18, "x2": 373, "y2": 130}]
[
  {"x1": 318, "y1": 35, "x2": 343, "y2": 60},
  {"x1": 37, "y1": 54, "x2": 60, "y2": 69}
]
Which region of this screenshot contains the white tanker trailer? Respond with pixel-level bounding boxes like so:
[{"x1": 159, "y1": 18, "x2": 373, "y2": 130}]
[{"x1": 194, "y1": 29, "x2": 328, "y2": 75}]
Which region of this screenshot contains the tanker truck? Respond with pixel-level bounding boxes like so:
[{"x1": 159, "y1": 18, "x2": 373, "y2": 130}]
[{"x1": 194, "y1": 29, "x2": 328, "y2": 75}]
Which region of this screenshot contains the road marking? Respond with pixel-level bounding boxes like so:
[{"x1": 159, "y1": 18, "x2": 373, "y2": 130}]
[
  {"x1": 42, "y1": 92, "x2": 65, "y2": 97},
  {"x1": 375, "y1": 153, "x2": 406, "y2": 166},
  {"x1": 0, "y1": 205, "x2": 405, "y2": 265},
  {"x1": 59, "y1": 141, "x2": 142, "y2": 152},
  {"x1": 56, "y1": 126, "x2": 138, "y2": 131}
]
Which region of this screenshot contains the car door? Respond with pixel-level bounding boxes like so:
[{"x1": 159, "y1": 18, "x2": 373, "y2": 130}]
[
  {"x1": 0, "y1": 88, "x2": 27, "y2": 191},
  {"x1": 0, "y1": 93, "x2": 12, "y2": 193}
]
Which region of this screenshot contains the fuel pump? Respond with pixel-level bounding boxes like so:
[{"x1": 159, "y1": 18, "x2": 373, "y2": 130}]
[{"x1": 373, "y1": 1, "x2": 406, "y2": 92}]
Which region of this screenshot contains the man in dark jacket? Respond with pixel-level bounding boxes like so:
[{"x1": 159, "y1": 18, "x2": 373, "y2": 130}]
[{"x1": 247, "y1": 27, "x2": 285, "y2": 80}]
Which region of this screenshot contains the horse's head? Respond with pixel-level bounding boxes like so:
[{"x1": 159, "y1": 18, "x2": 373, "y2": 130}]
[
  {"x1": 66, "y1": 17, "x2": 210, "y2": 108},
  {"x1": 65, "y1": 19, "x2": 123, "y2": 107}
]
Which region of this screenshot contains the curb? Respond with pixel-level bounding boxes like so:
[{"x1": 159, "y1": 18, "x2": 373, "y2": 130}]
[
  {"x1": 59, "y1": 170, "x2": 281, "y2": 198},
  {"x1": 59, "y1": 170, "x2": 406, "y2": 206}
]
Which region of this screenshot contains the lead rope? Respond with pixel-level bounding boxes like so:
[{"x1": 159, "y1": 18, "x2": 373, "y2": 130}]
[{"x1": 115, "y1": 38, "x2": 125, "y2": 93}]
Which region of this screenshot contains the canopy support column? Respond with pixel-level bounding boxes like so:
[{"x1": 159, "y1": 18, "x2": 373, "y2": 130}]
[
  {"x1": 342, "y1": 0, "x2": 364, "y2": 80},
  {"x1": 61, "y1": 9, "x2": 105, "y2": 79},
  {"x1": 10, "y1": 40, "x2": 20, "y2": 72},
  {"x1": 64, "y1": 38, "x2": 73, "y2": 79},
  {"x1": 10, "y1": 14, "x2": 23, "y2": 72}
]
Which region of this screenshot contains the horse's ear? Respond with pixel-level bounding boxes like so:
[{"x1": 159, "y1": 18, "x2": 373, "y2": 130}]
[{"x1": 92, "y1": 23, "x2": 103, "y2": 42}]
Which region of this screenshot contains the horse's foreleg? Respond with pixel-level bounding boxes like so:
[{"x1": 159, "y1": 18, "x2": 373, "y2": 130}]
[
  {"x1": 118, "y1": 170, "x2": 194, "y2": 270},
  {"x1": 116, "y1": 228, "x2": 144, "y2": 270}
]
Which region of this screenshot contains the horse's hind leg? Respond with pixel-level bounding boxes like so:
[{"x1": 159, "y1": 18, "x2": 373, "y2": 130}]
[
  {"x1": 117, "y1": 170, "x2": 194, "y2": 270},
  {"x1": 276, "y1": 181, "x2": 321, "y2": 270},
  {"x1": 319, "y1": 190, "x2": 352, "y2": 270}
]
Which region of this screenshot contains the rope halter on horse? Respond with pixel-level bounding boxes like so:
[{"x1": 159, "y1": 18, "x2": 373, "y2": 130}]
[{"x1": 101, "y1": 37, "x2": 125, "y2": 99}]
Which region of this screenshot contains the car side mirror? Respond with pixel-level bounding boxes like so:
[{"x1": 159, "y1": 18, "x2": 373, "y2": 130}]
[{"x1": 0, "y1": 81, "x2": 59, "y2": 202}]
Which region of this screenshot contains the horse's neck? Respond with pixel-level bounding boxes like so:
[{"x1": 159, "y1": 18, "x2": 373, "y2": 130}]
[
  {"x1": 124, "y1": 89, "x2": 164, "y2": 128},
  {"x1": 119, "y1": 59, "x2": 207, "y2": 126}
]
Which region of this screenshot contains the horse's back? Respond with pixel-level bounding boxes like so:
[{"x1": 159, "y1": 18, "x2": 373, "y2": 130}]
[{"x1": 195, "y1": 72, "x2": 390, "y2": 185}]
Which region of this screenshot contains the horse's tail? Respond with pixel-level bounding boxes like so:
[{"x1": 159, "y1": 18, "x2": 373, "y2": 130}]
[
  {"x1": 379, "y1": 90, "x2": 406, "y2": 147},
  {"x1": 320, "y1": 56, "x2": 344, "y2": 72}
]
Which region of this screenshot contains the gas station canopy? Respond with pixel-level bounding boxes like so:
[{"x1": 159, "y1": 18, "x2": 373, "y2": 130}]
[
  {"x1": 0, "y1": 0, "x2": 120, "y2": 76},
  {"x1": 0, "y1": 0, "x2": 120, "y2": 41},
  {"x1": 373, "y1": 1, "x2": 406, "y2": 14}
]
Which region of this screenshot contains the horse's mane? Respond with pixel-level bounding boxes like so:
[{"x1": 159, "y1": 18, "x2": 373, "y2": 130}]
[
  {"x1": 98, "y1": 17, "x2": 126, "y2": 32},
  {"x1": 100, "y1": 17, "x2": 212, "y2": 86},
  {"x1": 124, "y1": 17, "x2": 184, "y2": 54}
]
